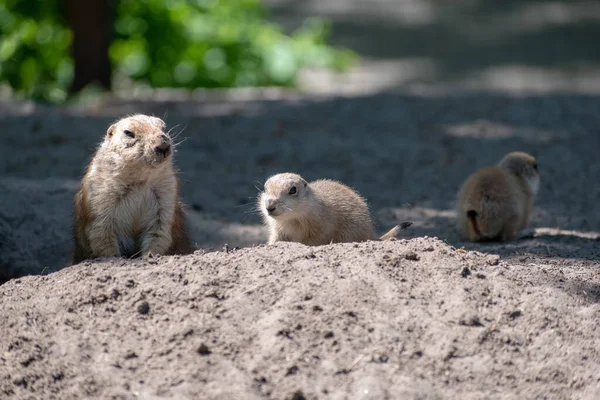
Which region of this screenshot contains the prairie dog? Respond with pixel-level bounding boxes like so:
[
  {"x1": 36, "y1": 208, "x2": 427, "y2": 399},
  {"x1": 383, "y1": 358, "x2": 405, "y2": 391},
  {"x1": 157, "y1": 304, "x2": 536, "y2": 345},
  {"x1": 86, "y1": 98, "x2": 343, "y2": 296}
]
[
  {"x1": 72, "y1": 114, "x2": 193, "y2": 264},
  {"x1": 456, "y1": 151, "x2": 539, "y2": 242},
  {"x1": 258, "y1": 173, "x2": 406, "y2": 246}
]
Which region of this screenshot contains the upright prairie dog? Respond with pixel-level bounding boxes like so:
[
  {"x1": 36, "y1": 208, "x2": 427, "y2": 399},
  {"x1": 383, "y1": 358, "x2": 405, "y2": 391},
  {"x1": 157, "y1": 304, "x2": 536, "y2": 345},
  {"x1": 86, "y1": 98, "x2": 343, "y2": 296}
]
[
  {"x1": 259, "y1": 173, "x2": 408, "y2": 246},
  {"x1": 72, "y1": 114, "x2": 193, "y2": 264},
  {"x1": 456, "y1": 151, "x2": 539, "y2": 242}
]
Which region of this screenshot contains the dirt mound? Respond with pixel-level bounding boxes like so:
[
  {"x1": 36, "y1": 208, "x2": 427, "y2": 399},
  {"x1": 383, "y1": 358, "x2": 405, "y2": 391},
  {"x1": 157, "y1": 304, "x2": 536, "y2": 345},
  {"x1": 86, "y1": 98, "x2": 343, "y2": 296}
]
[{"x1": 2, "y1": 238, "x2": 599, "y2": 399}]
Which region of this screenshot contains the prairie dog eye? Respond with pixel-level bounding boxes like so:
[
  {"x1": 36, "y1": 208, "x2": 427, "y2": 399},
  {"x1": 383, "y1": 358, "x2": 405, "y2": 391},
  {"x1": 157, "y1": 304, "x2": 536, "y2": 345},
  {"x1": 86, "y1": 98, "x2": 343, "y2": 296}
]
[
  {"x1": 533, "y1": 163, "x2": 538, "y2": 171},
  {"x1": 288, "y1": 186, "x2": 297, "y2": 195},
  {"x1": 123, "y1": 129, "x2": 135, "y2": 139}
]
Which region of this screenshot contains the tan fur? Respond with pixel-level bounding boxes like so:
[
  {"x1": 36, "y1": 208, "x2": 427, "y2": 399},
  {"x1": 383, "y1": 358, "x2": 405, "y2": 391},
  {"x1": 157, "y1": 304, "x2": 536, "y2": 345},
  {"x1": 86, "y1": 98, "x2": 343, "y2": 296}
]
[
  {"x1": 72, "y1": 114, "x2": 193, "y2": 264},
  {"x1": 258, "y1": 173, "x2": 402, "y2": 246},
  {"x1": 456, "y1": 151, "x2": 539, "y2": 242}
]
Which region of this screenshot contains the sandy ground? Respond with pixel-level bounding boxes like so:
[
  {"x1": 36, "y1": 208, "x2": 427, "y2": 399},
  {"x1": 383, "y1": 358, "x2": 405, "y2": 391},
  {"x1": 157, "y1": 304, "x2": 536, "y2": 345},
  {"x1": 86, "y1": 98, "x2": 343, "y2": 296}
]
[
  {"x1": 2, "y1": 0, "x2": 600, "y2": 398},
  {"x1": 2, "y1": 238, "x2": 600, "y2": 399}
]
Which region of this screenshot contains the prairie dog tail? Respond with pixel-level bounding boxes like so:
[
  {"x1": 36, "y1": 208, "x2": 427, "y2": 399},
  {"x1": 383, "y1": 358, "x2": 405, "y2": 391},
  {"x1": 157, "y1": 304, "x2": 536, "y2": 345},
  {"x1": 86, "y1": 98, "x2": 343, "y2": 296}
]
[
  {"x1": 466, "y1": 210, "x2": 482, "y2": 237},
  {"x1": 379, "y1": 221, "x2": 413, "y2": 241}
]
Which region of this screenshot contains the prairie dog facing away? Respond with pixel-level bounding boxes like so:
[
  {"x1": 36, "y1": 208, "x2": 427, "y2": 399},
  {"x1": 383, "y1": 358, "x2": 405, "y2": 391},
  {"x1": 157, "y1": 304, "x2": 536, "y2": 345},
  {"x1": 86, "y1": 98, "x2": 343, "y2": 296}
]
[
  {"x1": 72, "y1": 114, "x2": 193, "y2": 264},
  {"x1": 456, "y1": 151, "x2": 539, "y2": 242},
  {"x1": 259, "y1": 173, "x2": 410, "y2": 246}
]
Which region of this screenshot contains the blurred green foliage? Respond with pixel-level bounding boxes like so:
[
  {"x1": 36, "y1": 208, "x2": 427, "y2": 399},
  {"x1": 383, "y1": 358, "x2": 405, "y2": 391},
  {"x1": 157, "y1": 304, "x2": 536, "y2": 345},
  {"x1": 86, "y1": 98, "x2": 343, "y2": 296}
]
[
  {"x1": 0, "y1": 0, "x2": 73, "y2": 102},
  {"x1": 0, "y1": 0, "x2": 355, "y2": 102}
]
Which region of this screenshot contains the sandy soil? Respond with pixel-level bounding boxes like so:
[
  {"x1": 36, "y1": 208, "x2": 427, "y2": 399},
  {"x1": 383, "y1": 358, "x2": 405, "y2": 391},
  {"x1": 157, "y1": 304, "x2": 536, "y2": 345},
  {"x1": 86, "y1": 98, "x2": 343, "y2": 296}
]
[{"x1": 1, "y1": 237, "x2": 600, "y2": 399}]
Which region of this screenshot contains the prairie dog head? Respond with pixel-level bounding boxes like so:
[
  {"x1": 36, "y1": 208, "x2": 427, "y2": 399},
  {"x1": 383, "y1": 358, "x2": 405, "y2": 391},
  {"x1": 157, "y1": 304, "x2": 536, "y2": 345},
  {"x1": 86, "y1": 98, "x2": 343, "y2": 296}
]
[
  {"x1": 498, "y1": 151, "x2": 539, "y2": 195},
  {"x1": 101, "y1": 114, "x2": 173, "y2": 170},
  {"x1": 260, "y1": 173, "x2": 311, "y2": 221}
]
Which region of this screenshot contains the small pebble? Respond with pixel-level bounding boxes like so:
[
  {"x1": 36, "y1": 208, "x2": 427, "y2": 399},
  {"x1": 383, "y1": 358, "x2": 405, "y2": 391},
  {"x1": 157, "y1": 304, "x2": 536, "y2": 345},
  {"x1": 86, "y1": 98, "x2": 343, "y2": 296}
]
[
  {"x1": 137, "y1": 301, "x2": 150, "y2": 315},
  {"x1": 198, "y1": 343, "x2": 211, "y2": 355}
]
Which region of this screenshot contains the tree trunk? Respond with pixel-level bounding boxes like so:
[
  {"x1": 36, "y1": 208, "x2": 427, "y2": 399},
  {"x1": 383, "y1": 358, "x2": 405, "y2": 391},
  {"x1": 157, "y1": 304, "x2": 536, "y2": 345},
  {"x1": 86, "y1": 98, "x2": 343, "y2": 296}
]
[{"x1": 66, "y1": 0, "x2": 112, "y2": 93}]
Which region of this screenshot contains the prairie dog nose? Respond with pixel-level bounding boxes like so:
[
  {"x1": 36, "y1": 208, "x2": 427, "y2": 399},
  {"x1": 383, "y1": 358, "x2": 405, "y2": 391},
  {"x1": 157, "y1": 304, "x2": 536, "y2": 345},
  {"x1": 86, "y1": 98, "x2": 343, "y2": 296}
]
[
  {"x1": 265, "y1": 198, "x2": 276, "y2": 213},
  {"x1": 154, "y1": 142, "x2": 171, "y2": 158}
]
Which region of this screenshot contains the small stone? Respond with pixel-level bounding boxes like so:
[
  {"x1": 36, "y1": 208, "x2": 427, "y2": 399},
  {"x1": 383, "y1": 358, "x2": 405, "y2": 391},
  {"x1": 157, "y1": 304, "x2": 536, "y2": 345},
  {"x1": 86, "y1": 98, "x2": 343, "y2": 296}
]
[
  {"x1": 509, "y1": 310, "x2": 522, "y2": 319},
  {"x1": 404, "y1": 251, "x2": 420, "y2": 261},
  {"x1": 487, "y1": 256, "x2": 500, "y2": 266},
  {"x1": 137, "y1": 301, "x2": 150, "y2": 315},
  {"x1": 459, "y1": 312, "x2": 484, "y2": 327},
  {"x1": 411, "y1": 350, "x2": 423, "y2": 359},
  {"x1": 290, "y1": 390, "x2": 307, "y2": 400},
  {"x1": 13, "y1": 375, "x2": 27, "y2": 386},
  {"x1": 374, "y1": 354, "x2": 389, "y2": 363},
  {"x1": 461, "y1": 266, "x2": 472, "y2": 278},
  {"x1": 52, "y1": 371, "x2": 64, "y2": 381},
  {"x1": 286, "y1": 365, "x2": 299, "y2": 376},
  {"x1": 198, "y1": 343, "x2": 211, "y2": 355}
]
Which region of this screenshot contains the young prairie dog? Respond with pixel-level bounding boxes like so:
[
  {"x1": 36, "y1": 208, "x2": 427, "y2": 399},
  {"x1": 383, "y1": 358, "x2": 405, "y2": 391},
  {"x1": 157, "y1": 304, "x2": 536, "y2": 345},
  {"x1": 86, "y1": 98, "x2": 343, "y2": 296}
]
[
  {"x1": 456, "y1": 151, "x2": 539, "y2": 242},
  {"x1": 72, "y1": 114, "x2": 193, "y2": 264},
  {"x1": 258, "y1": 173, "x2": 409, "y2": 246}
]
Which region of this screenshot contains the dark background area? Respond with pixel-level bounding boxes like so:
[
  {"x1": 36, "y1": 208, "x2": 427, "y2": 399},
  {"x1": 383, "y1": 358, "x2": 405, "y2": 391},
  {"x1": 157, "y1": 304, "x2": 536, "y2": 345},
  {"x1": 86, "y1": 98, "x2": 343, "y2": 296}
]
[{"x1": 267, "y1": 0, "x2": 600, "y2": 91}]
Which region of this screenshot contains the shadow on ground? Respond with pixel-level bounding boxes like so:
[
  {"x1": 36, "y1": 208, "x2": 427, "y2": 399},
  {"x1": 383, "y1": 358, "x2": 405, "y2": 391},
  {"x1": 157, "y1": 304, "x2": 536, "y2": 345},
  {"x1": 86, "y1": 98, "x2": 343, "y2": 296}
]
[
  {"x1": 1, "y1": 89, "x2": 599, "y2": 282},
  {"x1": 266, "y1": 0, "x2": 600, "y2": 90}
]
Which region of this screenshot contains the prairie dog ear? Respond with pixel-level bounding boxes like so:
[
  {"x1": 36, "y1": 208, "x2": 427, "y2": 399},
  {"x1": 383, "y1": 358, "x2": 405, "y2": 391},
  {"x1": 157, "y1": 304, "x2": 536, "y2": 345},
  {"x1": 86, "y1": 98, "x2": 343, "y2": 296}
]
[{"x1": 106, "y1": 123, "x2": 117, "y2": 138}]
